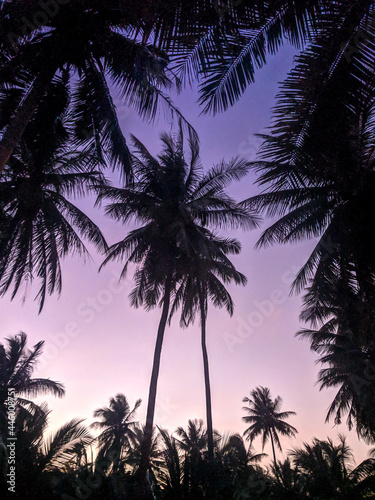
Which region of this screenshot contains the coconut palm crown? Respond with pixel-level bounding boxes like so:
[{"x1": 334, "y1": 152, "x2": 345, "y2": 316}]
[
  {"x1": 0, "y1": 76, "x2": 107, "y2": 311},
  {"x1": 242, "y1": 386, "x2": 297, "y2": 469}
]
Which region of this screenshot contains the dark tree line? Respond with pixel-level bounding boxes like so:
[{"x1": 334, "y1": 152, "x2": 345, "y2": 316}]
[{"x1": 1, "y1": 333, "x2": 375, "y2": 500}]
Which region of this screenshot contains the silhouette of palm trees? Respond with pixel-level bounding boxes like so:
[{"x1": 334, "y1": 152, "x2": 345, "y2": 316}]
[
  {"x1": 290, "y1": 435, "x2": 375, "y2": 498},
  {"x1": 175, "y1": 419, "x2": 208, "y2": 499},
  {"x1": 2, "y1": 400, "x2": 92, "y2": 499},
  {"x1": 98, "y1": 123, "x2": 255, "y2": 497},
  {"x1": 297, "y1": 289, "x2": 375, "y2": 438}
]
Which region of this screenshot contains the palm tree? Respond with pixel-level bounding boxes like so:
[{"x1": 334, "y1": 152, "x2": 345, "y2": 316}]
[
  {"x1": 176, "y1": 419, "x2": 208, "y2": 455},
  {"x1": 11, "y1": 401, "x2": 93, "y2": 499},
  {"x1": 242, "y1": 386, "x2": 298, "y2": 471},
  {"x1": 289, "y1": 435, "x2": 375, "y2": 498},
  {"x1": 0, "y1": 332, "x2": 65, "y2": 436},
  {"x1": 214, "y1": 433, "x2": 267, "y2": 499},
  {"x1": 175, "y1": 419, "x2": 208, "y2": 499},
  {"x1": 0, "y1": 0, "x2": 199, "y2": 177},
  {"x1": 170, "y1": 235, "x2": 248, "y2": 459},
  {"x1": 3, "y1": 1, "x2": 375, "y2": 172},
  {"x1": 185, "y1": 2, "x2": 375, "y2": 118},
  {"x1": 240, "y1": 43, "x2": 375, "y2": 315},
  {"x1": 234, "y1": 8, "x2": 375, "y2": 441},
  {"x1": 4, "y1": 1, "x2": 367, "y2": 176},
  {"x1": 127, "y1": 424, "x2": 164, "y2": 498},
  {"x1": 158, "y1": 427, "x2": 184, "y2": 499},
  {"x1": 91, "y1": 394, "x2": 141, "y2": 474},
  {"x1": 0, "y1": 78, "x2": 107, "y2": 311},
  {"x1": 217, "y1": 432, "x2": 266, "y2": 469},
  {"x1": 269, "y1": 458, "x2": 303, "y2": 499},
  {"x1": 297, "y1": 286, "x2": 375, "y2": 438},
  {"x1": 98, "y1": 123, "x2": 255, "y2": 498}
]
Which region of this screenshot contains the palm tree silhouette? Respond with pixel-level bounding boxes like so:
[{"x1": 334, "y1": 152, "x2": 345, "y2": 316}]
[
  {"x1": 3, "y1": 2, "x2": 375, "y2": 175},
  {"x1": 239, "y1": 14, "x2": 375, "y2": 320},
  {"x1": 170, "y1": 234, "x2": 247, "y2": 459},
  {"x1": 176, "y1": 419, "x2": 207, "y2": 499},
  {"x1": 217, "y1": 432, "x2": 266, "y2": 469},
  {"x1": 0, "y1": 333, "x2": 65, "y2": 435},
  {"x1": 242, "y1": 386, "x2": 297, "y2": 472},
  {"x1": 290, "y1": 435, "x2": 375, "y2": 498},
  {"x1": 8, "y1": 401, "x2": 92, "y2": 498},
  {"x1": 269, "y1": 457, "x2": 303, "y2": 499},
  {"x1": 215, "y1": 433, "x2": 267, "y2": 498},
  {"x1": 0, "y1": 1, "x2": 195, "y2": 176},
  {"x1": 91, "y1": 394, "x2": 141, "y2": 473},
  {"x1": 158, "y1": 427, "x2": 184, "y2": 498},
  {"x1": 192, "y1": 2, "x2": 375, "y2": 120},
  {"x1": 98, "y1": 123, "x2": 255, "y2": 497},
  {"x1": 0, "y1": 78, "x2": 107, "y2": 311},
  {"x1": 297, "y1": 286, "x2": 375, "y2": 438},
  {"x1": 237, "y1": 28, "x2": 375, "y2": 441},
  {"x1": 127, "y1": 424, "x2": 164, "y2": 496},
  {"x1": 176, "y1": 419, "x2": 208, "y2": 455}
]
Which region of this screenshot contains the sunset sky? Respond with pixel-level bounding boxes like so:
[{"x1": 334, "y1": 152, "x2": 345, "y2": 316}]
[{"x1": 1, "y1": 45, "x2": 372, "y2": 465}]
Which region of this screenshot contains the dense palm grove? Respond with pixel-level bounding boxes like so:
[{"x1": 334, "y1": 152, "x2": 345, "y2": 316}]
[
  {"x1": 2, "y1": 0, "x2": 375, "y2": 498},
  {"x1": 1, "y1": 333, "x2": 375, "y2": 499}
]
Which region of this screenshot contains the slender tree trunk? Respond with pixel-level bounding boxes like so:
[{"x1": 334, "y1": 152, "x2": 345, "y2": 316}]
[
  {"x1": 199, "y1": 290, "x2": 214, "y2": 460},
  {"x1": 136, "y1": 276, "x2": 172, "y2": 500},
  {"x1": 270, "y1": 433, "x2": 279, "y2": 481},
  {"x1": 0, "y1": 68, "x2": 55, "y2": 175}
]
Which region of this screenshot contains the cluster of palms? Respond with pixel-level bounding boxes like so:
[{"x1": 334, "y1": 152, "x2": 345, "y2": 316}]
[
  {"x1": 2, "y1": 0, "x2": 375, "y2": 497},
  {"x1": 2, "y1": 333, "x2": 375, "y2": 500},
  {"x1": 0, "y1": 94, "x2": 255, "y2": 497}
]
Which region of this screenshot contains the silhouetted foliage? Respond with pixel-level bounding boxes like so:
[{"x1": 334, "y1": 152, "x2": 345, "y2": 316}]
[{"x1": 98, "y1": 122, "x2": 255, "y2": 497}]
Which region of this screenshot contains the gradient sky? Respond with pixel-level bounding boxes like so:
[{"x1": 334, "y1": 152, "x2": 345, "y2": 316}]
[{"x1": 1, "y1": 45, "x2": 372, "y2": 465}]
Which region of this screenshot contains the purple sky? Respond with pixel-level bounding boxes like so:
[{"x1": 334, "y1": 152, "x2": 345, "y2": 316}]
[{"x1": 1, "y1": 45, "x2": 372, "y2": 465}]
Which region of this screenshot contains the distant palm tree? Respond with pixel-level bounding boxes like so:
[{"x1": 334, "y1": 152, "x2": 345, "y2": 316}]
[
  {"x1": 215, "y1": 432, "x2": 267, "y2": 497},
  {"x1": 127, "y1": 424, "x2": 164, "y2": 497},
  {"x1": 217, "y1": 432, "x2": 266, "y2": 470},
  {"x1": 98, "y1": 123, "x2": 255, "y2": 498},
  {"x1": 242, "y1": 386, "x2": 298, "y2": 471},
  {"x1": 269, "y1": 457, "x2": 303, "y2": 499},
  {"x1": 170, "y1": 233, "x2": 248, "y2": 459},
  {"x1": 91, "y1": 394, "x2": 141, "y2": 473},
  {"x1": 176, "y1": 419, "x2": 208, "y2": 499},
  {"x1": 176, "y1": 419, "x2": 208, "y2": 455},
  {"x1": 158, "y1": 427, "x2": 184, "y2": 498},
  {"x1": 0, "y1": 332, "x2": 65, "y2": 436}
]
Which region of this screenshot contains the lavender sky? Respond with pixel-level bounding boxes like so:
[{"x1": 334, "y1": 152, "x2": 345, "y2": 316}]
[{"x1": 1, "y1": 45, "x2": 372, "y2": 465}]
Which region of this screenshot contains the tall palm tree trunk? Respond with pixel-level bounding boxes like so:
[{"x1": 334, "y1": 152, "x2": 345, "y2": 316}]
[
  {"x1": 199, "y1": 290, "x2": 214, "y2": 460},
  {"x1": 0, "y1": 68, "x2": 55, "y2": 175},
  {"x1": 137, "y1": 276, "x2": 172, "y2": 500}
]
